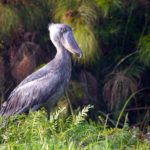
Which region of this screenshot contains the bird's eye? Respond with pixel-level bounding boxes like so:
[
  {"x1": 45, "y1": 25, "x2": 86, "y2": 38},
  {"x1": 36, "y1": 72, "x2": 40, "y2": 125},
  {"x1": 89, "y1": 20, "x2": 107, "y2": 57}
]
[{"x1": 60, "y1": 28, "x2": 67, "y2": 33}]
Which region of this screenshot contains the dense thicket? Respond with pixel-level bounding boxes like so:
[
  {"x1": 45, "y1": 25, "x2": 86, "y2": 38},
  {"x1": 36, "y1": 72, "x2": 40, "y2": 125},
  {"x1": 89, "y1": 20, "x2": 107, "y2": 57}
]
[{"x1": 0, "y1": 0, "x2": 150, "y2": 130}]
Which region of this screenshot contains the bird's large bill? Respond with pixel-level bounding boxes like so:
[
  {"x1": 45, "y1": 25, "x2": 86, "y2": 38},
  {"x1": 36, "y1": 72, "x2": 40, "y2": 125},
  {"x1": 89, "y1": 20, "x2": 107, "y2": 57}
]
[{"x1": 61, "y1": 31, "x2": 82, "y2": 58}]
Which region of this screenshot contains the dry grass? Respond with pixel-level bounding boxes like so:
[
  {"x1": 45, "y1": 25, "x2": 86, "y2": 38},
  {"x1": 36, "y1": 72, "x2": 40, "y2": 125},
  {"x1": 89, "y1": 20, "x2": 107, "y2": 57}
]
[{"x1": 103, "y1": 71, "x2": 137, "y2": 110}]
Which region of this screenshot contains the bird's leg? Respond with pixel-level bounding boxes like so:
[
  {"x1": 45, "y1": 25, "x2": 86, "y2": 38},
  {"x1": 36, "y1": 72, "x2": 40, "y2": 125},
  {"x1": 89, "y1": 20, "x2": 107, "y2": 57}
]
[
  {"x1": 47, "y1": 109, "x2": 50, "y2": 120},
  {"x1": 45, "y1": 106, "x2": 51, "y2": 120}
]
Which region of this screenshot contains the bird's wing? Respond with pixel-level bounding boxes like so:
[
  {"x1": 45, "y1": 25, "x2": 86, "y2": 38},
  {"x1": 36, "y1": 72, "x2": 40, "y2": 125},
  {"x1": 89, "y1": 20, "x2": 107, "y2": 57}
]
[
  {"x1": 0, "y1": 72, "x2": 61, "y2": 117},
  {"x1": 18, "y1": 66, "x2": 48, "y2": 86},
  {"x1": 9, "y1": 65, "x2": 49, "y2": 97}
]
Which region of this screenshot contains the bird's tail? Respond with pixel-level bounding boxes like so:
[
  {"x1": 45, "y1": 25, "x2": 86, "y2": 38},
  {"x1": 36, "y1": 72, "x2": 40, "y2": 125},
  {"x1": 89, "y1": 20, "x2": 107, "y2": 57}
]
[
  {"x1": 0, "y1": 101, "x2": 7, "y2": 116},
  {"x1": 0, "y1": 102, "x2": 9, "y2": 128}
]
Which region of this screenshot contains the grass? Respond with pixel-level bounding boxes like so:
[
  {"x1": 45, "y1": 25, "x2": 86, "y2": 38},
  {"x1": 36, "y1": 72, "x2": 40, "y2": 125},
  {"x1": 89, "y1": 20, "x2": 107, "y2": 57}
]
[{"x1": 0, "y1": 105, "x2": 149, "y2": 150}]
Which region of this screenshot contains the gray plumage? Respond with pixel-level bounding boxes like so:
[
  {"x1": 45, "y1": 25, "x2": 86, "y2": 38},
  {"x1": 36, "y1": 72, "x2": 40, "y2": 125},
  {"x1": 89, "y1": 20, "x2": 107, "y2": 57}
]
[{"x1": 0, "y1": 23, "x2": 82, "y2": 119}]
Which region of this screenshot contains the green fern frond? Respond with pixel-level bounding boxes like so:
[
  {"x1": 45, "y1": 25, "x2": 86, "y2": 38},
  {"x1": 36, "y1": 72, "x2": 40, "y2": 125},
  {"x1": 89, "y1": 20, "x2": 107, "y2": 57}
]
[
  {"x1": 50, "y1": 107, "x2": 66, "y2": 121},
  {"x1": 49, "y1": 107, "x2": 67, "y2": 133},
  {"x1": 74, "y1": 105, "x2": 93, "y2": 125}
]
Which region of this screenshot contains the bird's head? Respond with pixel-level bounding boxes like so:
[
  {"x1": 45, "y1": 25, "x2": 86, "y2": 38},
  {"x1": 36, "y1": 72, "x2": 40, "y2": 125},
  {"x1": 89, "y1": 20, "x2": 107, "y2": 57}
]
[{"x1": 48, "y1": 23, "x2": 82, "y2": 58}]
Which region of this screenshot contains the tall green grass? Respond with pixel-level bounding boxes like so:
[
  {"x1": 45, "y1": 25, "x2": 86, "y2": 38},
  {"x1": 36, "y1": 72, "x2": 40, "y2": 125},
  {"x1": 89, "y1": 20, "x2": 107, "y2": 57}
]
[
  {"x1": 0, "y1": 105, "x2": 149, "y2": 150},
  {"x1": 0, "y1": 3, "x2": 20, "y2": 38}
]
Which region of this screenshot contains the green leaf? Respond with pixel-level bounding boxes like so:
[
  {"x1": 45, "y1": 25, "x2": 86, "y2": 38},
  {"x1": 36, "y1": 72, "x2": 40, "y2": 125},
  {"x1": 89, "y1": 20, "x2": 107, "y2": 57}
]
[{"x1": 138, "y1": 34, "x2": 150, "y2": 67}]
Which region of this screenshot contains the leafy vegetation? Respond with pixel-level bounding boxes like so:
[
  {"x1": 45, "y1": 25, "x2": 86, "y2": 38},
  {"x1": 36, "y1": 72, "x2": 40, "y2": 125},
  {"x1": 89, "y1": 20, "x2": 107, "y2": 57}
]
[{"x1": 0, "y1": 106, "x2": 149, "y2": 149}]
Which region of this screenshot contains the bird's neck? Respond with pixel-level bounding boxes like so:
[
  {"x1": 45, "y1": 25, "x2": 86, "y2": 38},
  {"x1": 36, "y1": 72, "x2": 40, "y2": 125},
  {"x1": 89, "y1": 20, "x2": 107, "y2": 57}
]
[{"x1": 52, "y1": 43, "x2": 72, "y2": 70}]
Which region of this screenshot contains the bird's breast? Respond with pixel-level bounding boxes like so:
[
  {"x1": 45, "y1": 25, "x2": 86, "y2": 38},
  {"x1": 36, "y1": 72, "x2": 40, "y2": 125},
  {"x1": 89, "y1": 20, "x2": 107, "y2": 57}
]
[{"x1": 44, "y1": 62, "x2": 72, "y2": 108}]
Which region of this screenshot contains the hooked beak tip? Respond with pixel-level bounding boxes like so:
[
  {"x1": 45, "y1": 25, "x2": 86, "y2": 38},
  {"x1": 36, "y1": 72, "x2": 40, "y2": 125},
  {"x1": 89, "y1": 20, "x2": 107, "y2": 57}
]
[{"x1": 76, "y1": 52, "x2": 83, "y2": 58}]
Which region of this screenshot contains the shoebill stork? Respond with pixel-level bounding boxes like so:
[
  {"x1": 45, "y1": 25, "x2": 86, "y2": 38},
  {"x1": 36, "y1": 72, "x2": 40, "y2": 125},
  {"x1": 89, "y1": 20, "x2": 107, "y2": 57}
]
[{"x1": 0, "y1": 23, "x2": 82, "y2": 119}]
